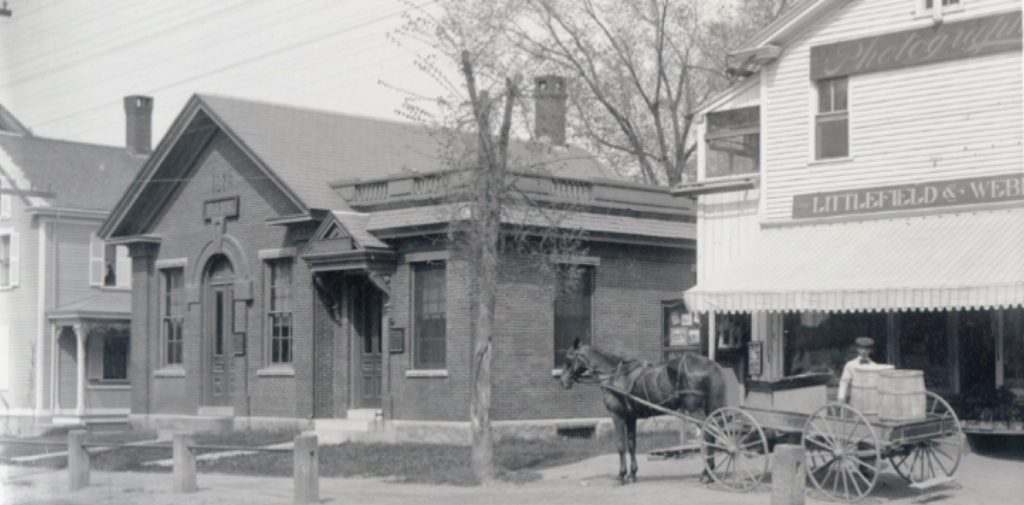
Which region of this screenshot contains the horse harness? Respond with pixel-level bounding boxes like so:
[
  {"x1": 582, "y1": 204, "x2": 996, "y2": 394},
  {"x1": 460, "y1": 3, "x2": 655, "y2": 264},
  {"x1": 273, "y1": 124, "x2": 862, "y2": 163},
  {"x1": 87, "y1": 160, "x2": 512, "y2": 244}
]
[{"x1": 572, "y1": 349, "x2": 706, "y2": 412}]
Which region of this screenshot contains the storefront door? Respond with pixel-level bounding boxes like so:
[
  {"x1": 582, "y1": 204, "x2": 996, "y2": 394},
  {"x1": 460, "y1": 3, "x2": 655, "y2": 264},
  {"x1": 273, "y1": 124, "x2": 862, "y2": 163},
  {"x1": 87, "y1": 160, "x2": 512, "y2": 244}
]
[
  {"x1": 204, "y1": 255, "x2": 234, "y2": 407},
  {"x1": 960, "y1": 310, "x2": 995, "y2": 393}
]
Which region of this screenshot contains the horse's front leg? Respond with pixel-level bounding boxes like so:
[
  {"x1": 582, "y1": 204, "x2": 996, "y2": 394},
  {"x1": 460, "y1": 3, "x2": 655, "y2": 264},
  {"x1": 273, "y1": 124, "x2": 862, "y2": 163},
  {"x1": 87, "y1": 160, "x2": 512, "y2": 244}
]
[
  {"x1": 612, "y1": 415, "x2": 628, "y2": 485},
  {"x1": 626, "y1": 417, "x2": 638, "y2": 483}
]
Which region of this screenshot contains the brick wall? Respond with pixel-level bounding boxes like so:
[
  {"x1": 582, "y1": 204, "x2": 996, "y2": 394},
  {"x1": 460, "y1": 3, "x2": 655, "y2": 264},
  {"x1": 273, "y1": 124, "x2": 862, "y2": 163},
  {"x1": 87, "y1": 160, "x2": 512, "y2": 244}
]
[{"x1": 387, "y1": 241, "x2": 695, "y2": 421}]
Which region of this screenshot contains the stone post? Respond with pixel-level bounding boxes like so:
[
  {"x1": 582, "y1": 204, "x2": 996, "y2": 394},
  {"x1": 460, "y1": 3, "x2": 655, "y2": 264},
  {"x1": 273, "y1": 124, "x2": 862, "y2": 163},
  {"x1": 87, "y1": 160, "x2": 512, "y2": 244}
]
[
  {"x1": 68, "y1": 429, "x2": 90, "y2": 491},
  {"x1": 173, "y1": 433, "x2": 197, "y2": 493},
  {"x1": 293, "y1": 434, "x2": 319, "y2": 504},
  {"x1": 772, "y1": 444, "x2": 806, "y2": 505}
]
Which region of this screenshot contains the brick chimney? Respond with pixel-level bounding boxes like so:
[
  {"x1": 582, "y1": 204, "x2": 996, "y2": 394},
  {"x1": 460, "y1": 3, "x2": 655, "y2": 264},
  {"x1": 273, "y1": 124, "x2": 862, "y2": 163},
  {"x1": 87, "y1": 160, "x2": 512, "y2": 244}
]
[
  {"x1": 534, "y1": 75, "x2": 567, "y2": 146},
  {"x1": 124, "y1": 95, "x2": 153, "y2": 155}
]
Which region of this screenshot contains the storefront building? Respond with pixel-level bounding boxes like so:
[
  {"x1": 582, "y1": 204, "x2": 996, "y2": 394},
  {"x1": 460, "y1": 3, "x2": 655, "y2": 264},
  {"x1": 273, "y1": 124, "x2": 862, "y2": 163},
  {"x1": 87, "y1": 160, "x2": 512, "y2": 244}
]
[{"x1": 675, "y1": 0, "x2": 1023, "y2": 416}]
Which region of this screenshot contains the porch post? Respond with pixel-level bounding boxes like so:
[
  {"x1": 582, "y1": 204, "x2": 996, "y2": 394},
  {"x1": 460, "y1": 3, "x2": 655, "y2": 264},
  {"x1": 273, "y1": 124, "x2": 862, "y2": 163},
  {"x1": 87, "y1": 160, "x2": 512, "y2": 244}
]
[
  {"x1": 74, "y1": 323, "x2": 86, "y2": 417},
  {"x1": 50, "y1": 324, "x2": 59, "y2": 414}
]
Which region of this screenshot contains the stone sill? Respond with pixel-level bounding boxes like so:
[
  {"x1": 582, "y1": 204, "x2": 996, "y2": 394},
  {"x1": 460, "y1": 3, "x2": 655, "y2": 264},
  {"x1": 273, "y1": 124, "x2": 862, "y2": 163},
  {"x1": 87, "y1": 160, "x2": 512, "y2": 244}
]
[
  {"x1": 153, "y1": 367, "x2": 185, "y2": 378},
  {"x1": 257, "y1": 367, "x2": 296, "y2": 378},
  {"x1": 405, "y1": 370, "x2": 448, "y2": 378}
]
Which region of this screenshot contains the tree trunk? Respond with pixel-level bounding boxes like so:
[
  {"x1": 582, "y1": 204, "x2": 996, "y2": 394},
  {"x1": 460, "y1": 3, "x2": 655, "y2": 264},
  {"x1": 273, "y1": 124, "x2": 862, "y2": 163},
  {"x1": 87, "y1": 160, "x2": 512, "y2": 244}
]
[{"x1": 470, "y1": 243, "x2": 497, "y2": 483}]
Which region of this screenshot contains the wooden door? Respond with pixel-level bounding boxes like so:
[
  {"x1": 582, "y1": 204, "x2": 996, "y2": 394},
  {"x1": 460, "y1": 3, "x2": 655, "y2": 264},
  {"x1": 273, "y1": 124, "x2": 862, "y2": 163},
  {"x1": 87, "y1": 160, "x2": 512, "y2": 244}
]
[
  {"x1": 355, "y1": 279, "x2": 382, "y2": 409},
  {"x1": 204, "y1": 265, "x2": 234, "y2": 407}
]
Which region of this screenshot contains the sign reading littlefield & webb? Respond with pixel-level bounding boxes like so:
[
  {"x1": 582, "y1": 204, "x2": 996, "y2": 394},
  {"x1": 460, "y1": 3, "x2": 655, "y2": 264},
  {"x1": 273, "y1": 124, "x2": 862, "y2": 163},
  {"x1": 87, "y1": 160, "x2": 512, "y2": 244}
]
[{"x1": 792, "y1": 173, "x2": 1024, "y2": 219}]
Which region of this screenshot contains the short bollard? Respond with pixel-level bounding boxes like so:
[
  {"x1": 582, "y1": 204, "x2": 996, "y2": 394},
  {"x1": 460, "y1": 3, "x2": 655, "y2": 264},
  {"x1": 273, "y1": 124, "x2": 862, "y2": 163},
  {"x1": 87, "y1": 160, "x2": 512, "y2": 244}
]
[
  {"x1": 67, "y1": 429, "x2": 90, "y2": 491},
  {"x1": 173, "y1": 433, "x2": 197, "y2": 493},
  {"x1": 772, "y1": 444, "x2": 806, "y2": 505},
  {"x1": 293, "y1": 434, "x2": 319, "y2": 505}
]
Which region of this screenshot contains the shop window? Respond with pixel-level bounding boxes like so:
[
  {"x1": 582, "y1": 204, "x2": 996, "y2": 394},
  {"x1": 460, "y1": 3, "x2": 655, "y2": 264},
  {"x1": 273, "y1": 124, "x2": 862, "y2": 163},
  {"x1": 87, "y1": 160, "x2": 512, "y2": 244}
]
[
  {"x1": 413, "y1": 262, "x2": 447, "y2": 369},
  {"x1": 161, "y1": 268, "x2": 184, "y2": 366},
  {"x1": 1004, "y1": 308, "x2": 1024, "y2": 391},
  {"x1": 815, "y1": 77, "x2": 849, "y2": 159},
  {"x1": 898, "y1": 311, "x2": 952, "y2": 392},
  {"x1": 716, "y1": 313, "x2": 751, "y2": 350},
  {"x1": 554, "y1": 264, "x2": 594, "y2": 367},
  {"x1": 784, "y1": 312, "x2": 887, "y2": 386},
  {"x1": 267, "y1": 259, "x2": 293, "y2": 364},
  {"x1": 90, "y1": 235, "x2": 131, "y2": 288},
  {"x1": 706, "y1": 106, "x2": 760, "y2": 178}
]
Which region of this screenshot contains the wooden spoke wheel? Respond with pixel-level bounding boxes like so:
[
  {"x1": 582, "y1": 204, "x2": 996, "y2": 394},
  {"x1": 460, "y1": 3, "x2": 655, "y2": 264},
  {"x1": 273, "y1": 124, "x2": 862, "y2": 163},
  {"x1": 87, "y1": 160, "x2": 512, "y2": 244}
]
[
  {"x1": 700, "y1": 406, "x2": 769, "y2": 492},
  {"x1": 802, "y1": 403, "x2": 881, "y2": 503},
  {"x1": 889, "y1": 391, "x2": 963, "y2": 484}
]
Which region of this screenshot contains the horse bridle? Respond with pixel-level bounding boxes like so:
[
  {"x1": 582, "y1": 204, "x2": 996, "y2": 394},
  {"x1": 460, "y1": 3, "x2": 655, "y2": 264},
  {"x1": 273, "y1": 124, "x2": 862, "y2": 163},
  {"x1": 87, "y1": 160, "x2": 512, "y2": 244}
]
[{"x1": 565, "y1": 348, "x2": 621, "y2": 385}]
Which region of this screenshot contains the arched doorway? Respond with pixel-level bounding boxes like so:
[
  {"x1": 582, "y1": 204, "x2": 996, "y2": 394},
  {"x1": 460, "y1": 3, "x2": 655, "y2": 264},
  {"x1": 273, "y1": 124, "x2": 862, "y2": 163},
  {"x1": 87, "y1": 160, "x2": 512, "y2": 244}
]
[{"x1": 203, "y1": 254, "x2": 234, "y2": 406}]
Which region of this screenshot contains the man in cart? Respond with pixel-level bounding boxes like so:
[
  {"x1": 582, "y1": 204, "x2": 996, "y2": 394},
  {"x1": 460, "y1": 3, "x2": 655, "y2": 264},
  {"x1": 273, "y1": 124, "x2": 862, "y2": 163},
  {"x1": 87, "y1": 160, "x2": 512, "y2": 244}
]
[{"x1": 837, "y1": 336, "x2": 876, "y2": 404}]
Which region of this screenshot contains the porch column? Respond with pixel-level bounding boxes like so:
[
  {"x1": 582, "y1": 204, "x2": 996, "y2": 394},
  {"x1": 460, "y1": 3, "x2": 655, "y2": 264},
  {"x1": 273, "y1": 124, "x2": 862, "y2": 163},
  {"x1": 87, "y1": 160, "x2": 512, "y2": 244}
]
[
  {"x1": 74, "y1": 324, "x2": 86, "y2": 417},
  {"x1": 50, "y1": 324, "x2": 60, "y2": 413}
]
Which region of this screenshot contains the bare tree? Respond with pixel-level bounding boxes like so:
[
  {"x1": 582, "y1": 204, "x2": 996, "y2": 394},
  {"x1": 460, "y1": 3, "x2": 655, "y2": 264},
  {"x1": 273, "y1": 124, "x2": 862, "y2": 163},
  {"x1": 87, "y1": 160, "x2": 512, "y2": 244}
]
[
  {"x1": 510, "y1": 0, "x2": 791, "y2": 186},
  {"x1": 394, "y1": 0, "x2": 586, "y2": 483}
]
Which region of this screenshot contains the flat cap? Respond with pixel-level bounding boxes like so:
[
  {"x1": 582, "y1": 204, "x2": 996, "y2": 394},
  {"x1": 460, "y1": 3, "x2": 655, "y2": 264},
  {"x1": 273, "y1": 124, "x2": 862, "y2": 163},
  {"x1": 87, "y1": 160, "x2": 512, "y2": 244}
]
[{"x1": 855, "y1": 336, "x2": 875, "y2": 348}]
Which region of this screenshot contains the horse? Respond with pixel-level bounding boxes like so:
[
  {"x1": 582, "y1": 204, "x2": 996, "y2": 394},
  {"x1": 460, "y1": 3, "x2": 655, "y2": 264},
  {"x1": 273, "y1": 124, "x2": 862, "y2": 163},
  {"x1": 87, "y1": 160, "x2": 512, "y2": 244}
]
[{"x1": 558, "y1": 339, "x2": 728, "y2": 485}]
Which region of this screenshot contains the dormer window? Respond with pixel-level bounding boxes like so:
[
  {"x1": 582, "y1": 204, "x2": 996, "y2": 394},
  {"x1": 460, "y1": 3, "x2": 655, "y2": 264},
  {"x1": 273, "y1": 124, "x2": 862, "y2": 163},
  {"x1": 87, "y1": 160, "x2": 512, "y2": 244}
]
[
  {"x1": 705, "y1": 106, "x2": 760, "y2": 178},
  {"x1": 924, "y1": 0, "x2": 959, "y2": 9}
]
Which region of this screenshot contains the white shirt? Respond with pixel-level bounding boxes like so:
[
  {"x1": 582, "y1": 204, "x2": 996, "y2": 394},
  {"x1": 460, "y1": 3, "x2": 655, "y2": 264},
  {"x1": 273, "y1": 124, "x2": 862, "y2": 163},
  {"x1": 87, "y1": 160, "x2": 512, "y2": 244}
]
[{"x1": 837, "y1": 356, "x2": 874, "y2": 403}]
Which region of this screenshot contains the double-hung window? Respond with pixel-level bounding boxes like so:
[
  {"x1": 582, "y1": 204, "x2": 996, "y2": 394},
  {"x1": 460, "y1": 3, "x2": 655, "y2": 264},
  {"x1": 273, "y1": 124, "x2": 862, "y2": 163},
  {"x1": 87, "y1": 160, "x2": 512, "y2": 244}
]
[
  {"x1": 924, "y1": 0, "x2": 959, "y2": 9},
  {"x1": 705, "y1": 106, "x2": 760, "y2": 178},
  {"x1": 0, "y1": 233, "x2": 16, "y2": 288},
  {"x1": 413, "y1": 262, "x2": 446, "y2": 370},
  {"x1": 162, "y1": 268, "x2": 184, "y2": 366},
  {"x1": 267, "y1": 259, "x2": 293, "y2": 364},
  {"x1": 815, "y1": 77, "x2": 849, "y2": 159},
  {"x1": 90, "y1": 235, "x2": 131, "y2": 288},
  {"x1": 553, "y1": 264, "x2": 594, "y2": 367}
]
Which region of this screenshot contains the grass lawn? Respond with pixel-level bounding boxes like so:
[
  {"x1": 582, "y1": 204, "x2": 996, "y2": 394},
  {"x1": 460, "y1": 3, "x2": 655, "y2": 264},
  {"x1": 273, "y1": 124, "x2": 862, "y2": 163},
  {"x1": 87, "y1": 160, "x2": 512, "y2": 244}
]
[
  {"x1": 5, "y1": 428, "x2": 682, "y2": 486},
  {"x1": 200, "y1": 431, "x2": 681, "y2": 486}
]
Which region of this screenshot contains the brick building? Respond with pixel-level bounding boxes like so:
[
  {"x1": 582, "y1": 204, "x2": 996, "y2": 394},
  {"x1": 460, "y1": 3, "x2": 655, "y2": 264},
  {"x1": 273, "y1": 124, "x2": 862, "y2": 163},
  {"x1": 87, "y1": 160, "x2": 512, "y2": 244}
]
[
  {"x1": 0, "y1": 98, "x2": 150, "y2": 434},
  {"x1": 99, "y1": 84, "x2": 696, "y2": 435}
]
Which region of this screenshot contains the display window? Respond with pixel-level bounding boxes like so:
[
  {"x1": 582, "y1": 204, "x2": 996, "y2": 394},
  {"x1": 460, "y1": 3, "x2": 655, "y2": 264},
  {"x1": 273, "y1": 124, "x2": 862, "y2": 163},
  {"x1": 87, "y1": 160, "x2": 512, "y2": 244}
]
[{"x1": 783, "y1": 312, "x2": 887, "y2": 386}]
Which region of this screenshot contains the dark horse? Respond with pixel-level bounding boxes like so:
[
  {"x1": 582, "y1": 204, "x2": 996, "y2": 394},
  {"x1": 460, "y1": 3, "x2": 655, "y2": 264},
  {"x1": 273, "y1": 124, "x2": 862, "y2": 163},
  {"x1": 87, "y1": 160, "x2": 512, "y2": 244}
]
[{"x1": 559, "y1": 339, "x2": 728, "y2": 484}]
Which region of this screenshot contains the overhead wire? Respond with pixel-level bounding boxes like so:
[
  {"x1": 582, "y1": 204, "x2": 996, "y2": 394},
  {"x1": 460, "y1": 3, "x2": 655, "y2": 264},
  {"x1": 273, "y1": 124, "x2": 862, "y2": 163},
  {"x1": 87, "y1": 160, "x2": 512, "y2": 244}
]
[{"x1": 27, "y1": 0, "x2": 436, "y2": 132}]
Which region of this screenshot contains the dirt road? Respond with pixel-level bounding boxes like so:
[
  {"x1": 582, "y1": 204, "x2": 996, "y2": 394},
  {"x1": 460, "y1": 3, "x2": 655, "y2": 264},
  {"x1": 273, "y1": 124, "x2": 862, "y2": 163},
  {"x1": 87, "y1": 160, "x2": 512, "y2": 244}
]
[{"x1": 3, "y1": 451, "x2": 1021, "y2": 505}]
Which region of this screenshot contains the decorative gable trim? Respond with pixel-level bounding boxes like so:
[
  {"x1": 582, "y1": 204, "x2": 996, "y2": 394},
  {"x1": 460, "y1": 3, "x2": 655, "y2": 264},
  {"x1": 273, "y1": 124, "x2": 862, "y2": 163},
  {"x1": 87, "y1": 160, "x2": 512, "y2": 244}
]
[{"x1": 99, "y1": 95, "x2": 311, "y2": 240}]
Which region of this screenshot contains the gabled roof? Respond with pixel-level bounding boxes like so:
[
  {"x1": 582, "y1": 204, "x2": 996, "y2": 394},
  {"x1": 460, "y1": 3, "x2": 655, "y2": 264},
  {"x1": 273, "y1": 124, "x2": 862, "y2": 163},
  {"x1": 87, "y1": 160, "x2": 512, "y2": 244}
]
[
  {"x1": 0, "y1": 104, "x2": 30, "y2": 135},
  {"x1": 0, "y1": 131, "x2": 144, "y2": 212},
  {"x1": 102, "y1": 93, "x2": 619, "y2": 238}
]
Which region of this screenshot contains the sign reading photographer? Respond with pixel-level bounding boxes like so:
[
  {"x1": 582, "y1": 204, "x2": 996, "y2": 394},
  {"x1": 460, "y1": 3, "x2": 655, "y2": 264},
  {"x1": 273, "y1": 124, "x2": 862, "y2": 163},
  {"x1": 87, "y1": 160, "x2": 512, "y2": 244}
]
[
  {"x1": 793, "y1": 173, "x2": 1024, "y2": 219},
  {"x1": 811, "y1": 11, "x2": 1022, "y2": 80}
]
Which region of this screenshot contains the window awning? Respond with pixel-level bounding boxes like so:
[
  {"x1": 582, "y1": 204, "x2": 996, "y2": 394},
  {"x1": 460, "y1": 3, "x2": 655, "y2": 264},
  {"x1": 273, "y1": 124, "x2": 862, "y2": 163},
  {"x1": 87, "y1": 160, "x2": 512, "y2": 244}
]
[{"x1": 684, "y1": 207, "x2": 1024, "y2": 313}]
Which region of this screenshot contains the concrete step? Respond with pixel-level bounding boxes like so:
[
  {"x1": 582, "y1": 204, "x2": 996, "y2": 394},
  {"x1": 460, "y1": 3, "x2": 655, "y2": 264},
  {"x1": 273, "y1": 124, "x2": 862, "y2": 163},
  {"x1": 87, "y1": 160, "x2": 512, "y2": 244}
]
[
  {"x1": 313, "y1": 418, "x2": 373, "y2": 432},
  {"x1": 345, "y1": 409, "x2": 382, "y2": 421}
]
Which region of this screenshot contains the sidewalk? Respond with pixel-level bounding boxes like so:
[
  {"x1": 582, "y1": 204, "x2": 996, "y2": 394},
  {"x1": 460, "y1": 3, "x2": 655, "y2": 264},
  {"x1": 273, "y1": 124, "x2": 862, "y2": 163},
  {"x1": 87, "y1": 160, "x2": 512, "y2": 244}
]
[{"x1": 3, "y1": 451, "x2": 1021, "y2": 505}]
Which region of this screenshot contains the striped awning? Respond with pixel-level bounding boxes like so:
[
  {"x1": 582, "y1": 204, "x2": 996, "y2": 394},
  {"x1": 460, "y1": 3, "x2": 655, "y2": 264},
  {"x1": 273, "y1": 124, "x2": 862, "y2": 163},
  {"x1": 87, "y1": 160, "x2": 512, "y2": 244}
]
[{"x1": 684, "y1": 207, "x2": 1024, "y2": 313}]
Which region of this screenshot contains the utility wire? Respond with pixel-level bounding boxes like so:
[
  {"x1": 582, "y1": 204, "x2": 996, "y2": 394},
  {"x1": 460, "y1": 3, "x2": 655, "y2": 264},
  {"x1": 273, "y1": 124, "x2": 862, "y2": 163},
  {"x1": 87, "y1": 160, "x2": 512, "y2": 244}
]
[{"x1": 29, "y1": 0, "x2": 435, "y2": 130}]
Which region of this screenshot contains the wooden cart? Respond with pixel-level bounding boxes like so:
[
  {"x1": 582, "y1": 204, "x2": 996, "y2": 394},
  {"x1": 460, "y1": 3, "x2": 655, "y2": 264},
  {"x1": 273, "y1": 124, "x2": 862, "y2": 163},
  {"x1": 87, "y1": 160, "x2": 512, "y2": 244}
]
[{"x1": 610, "y1": 372, "x2": 963, "y2": 502}]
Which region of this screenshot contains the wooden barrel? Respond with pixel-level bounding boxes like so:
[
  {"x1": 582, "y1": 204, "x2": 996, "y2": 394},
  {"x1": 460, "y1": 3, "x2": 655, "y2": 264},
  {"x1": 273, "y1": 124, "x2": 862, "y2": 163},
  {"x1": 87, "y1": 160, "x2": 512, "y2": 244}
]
[
  {"x1": 878, "y1": 370, "x2": 926, "y2": 421},
  {"x1": 850, "y1": 364, "x2": 894, "y2": 415}
]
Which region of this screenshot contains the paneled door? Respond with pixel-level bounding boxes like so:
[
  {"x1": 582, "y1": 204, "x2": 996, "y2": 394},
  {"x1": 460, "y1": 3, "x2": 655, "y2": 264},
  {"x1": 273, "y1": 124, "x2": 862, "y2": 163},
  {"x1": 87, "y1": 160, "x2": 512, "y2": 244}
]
[
  {"x1": 354, "y1": 278, "x2": 382, "y2": 409},
  {"x1": 204, "y1": 256, "x2": 234, "y2": 406}
]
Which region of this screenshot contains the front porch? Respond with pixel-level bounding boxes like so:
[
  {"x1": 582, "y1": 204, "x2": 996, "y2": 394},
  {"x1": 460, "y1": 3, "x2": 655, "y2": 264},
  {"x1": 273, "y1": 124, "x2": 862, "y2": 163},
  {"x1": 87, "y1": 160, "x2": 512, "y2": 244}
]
[{"x1": 46, "y1": 293, "x2": 132, "y2": 426}]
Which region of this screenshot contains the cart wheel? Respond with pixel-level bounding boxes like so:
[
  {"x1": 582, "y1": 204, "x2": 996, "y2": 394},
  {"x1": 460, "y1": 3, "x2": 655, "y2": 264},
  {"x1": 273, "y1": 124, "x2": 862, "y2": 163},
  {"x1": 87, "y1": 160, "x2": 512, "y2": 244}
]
[
  {"x1": 802, "y1": 403, "x2": 880, "y2": 503},
  {"x1": 700, "y1": 406, "x2": 769, "y2": 492},
  {"x1": 889, "y1": 391, "x2": 963, "y2": 484}
]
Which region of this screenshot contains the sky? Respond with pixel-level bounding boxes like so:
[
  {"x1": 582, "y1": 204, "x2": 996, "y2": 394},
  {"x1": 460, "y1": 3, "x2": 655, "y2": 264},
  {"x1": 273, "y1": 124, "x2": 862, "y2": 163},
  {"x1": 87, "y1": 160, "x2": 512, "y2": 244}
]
[{"x1": 0, "y1": 0, "x2": 445, "y2": 148}]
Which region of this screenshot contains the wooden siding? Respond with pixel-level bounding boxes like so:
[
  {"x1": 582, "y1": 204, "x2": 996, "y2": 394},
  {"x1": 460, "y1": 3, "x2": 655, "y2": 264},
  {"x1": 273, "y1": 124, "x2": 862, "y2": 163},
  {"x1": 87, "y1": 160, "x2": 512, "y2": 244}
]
[
  {"x1": 762, "y1": 0, "x2": 1023, "y2": 221},
  {"x1": 696, "y1": 190, "x2": 762, "y2": 283},
  {"x1": 0, "y1": 193, "x2": 40, "y2": 410}
]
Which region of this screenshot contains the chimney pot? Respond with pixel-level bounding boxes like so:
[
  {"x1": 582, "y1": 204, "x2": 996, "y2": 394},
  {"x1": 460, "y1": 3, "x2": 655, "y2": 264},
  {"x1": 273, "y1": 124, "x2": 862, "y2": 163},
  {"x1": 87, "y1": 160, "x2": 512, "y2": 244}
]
[
  {"x1": 534, "y1": 75, "x2": 567, "y2": 146},
  {"x1": 124, "y1": 95, "x2": 153, "y2": 155}
]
